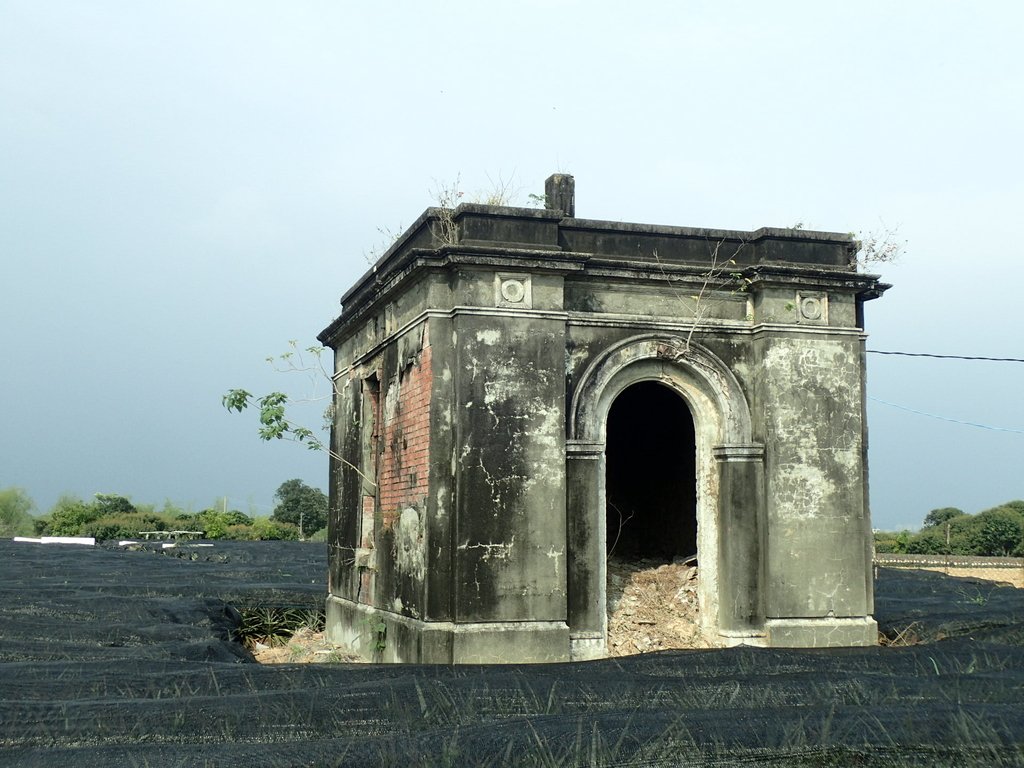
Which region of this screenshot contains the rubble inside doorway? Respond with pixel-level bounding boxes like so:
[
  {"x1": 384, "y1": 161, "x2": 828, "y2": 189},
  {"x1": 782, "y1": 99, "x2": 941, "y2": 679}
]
[{"x1": 606, "y1": 555, "x2": 718, "y2": 655}]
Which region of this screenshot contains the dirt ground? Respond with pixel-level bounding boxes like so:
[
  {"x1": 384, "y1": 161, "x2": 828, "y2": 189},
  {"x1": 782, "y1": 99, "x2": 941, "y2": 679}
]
[
  {"x1": 913, "y1": 565, "x2": 1024, "y2": 589},
  {"x1": 249, "y1": 626, "x2": 364, "y2": 664}
]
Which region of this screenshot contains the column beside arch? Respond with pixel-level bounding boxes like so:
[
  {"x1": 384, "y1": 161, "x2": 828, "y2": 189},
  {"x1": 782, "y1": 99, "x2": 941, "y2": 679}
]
[
  {"x1": 566, "y1": 440, "x2": 607, "y2": 660},
  {"x1": 714, "y1": 444, "x2": 766, "y2": 637}
]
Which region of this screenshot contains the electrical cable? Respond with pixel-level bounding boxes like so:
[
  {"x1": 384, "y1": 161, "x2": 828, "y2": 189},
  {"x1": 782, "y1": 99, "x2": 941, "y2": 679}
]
[
  {"x1": 867, "y1": 350, "x2": 1024, "y2": 363},
  {"x1": 868, "y1": 396, "x2": 1024, "y2": 434},
  {"x1": 867, "y1": 348, "x2": 1024, "y2": 431}
]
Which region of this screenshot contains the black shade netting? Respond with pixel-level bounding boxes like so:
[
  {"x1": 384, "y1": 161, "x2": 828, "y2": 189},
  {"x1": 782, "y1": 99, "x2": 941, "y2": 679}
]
[{"x1": 2, "y1": 541, "x2": 1024, "y2": 767}]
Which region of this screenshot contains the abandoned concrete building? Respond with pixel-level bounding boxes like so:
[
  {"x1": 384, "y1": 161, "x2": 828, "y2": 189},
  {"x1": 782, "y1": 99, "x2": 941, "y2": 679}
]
[{"x1": 318, "y1": 175, "x2": 889, "y2": 663}]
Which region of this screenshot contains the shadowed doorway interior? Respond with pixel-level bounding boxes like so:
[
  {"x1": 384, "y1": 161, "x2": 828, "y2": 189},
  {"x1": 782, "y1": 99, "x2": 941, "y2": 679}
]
[{"x1": 605, "y1": 381, "x2": 697, "y2": 561}]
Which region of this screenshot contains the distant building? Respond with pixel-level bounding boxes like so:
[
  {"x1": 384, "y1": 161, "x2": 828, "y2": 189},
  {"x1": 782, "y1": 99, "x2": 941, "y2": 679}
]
[{"x1": 318, "y1": 175, "x2": 888, "y2": 663}]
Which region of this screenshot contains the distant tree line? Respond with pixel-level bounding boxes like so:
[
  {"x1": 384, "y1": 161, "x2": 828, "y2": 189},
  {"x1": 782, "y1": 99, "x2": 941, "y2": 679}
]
[
  {"x1": 0, "y1": 480, "x2": 328, "y2": 542},
  {"x1": 0, "y1": 487, "x2": 36, "y2": 537},
  {"x1": 875, "y1": 500, "x2": 1024, "y2": 557}
]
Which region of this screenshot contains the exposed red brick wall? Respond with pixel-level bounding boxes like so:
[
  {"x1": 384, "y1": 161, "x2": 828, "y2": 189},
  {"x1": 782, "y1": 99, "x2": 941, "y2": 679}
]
[{"x1": 378, "y1": 325, "x2": 432, "y2": 527}]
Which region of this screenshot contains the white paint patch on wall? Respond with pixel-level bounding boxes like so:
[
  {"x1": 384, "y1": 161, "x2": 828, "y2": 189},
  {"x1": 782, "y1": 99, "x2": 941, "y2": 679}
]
[
  {"x1": 396, "y1": 506, "x2": 426, "y2": 581},
  {"x1": 475, "y1": 329, "x2": 502, "y2": 345},
  {"x1": 457, "y1": 537, "x2": 515, "y2": 561},
  {"x1": 483, "y1": 378, "x2": 517, "y2": 406},
  {"x1": 762, "y1": 338, "x2": 862, "y2": 520},
  {"x1": 775, "y1": 462, "x2": 832, "y2": 520}
]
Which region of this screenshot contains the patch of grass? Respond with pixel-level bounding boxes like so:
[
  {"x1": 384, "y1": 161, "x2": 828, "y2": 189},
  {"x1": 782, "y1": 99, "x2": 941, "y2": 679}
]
[
  {"x1": 955, "y1": 585, "x2": 998, "y2": 606},
  {"x1": 880, "y1": 621, "x2": 921, "y2": 646},
  {"x1": 234, "y1": 604, "x2": 324, "y2": 648}
]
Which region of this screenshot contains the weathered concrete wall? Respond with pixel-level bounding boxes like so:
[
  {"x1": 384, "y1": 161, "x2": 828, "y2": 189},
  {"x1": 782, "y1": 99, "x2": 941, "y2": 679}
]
[
  {"x1": 327, "y1": 373, "x2": 361, "y2": 602},
  {"x1": 425, "y1": 314, "x2": 456, "y2": 624},
  {"x1": 328, "y1": 321, "x2": 434, "y2": 626},
  {"x1": 757, "y1": 335, "x2": 868, "y2": 611},
  {"x1": 323, "y1": 268, "x2": 573, "y2": 661},
  {"x1": 754, "y1": 333, "x2": 876, "y2": 646},
  {"x1": 451, "y1": 312, "x2": 567, "y2": 624}
]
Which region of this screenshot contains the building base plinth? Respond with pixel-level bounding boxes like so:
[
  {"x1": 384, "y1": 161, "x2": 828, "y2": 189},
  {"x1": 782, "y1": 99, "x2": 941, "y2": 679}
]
[
  {"x1": 569, "y1": 633, "x2": 607, "y2": 661},
  {"x1": 765, "y1": 617, "x2": 878, "y2": 648},
  {"x1": 326, "y1": 595, "x2": 571, "y2": 664}
]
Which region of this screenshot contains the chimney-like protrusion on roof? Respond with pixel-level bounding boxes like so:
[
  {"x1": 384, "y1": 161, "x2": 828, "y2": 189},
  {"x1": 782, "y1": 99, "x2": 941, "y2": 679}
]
[{"x1": 544, "y1": 173, "x2": 575, "y2": 217}]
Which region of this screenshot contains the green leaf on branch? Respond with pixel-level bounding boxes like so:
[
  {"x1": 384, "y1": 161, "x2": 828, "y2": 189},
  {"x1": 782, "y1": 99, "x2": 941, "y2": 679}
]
[
  {"x1": 222, "y1": 342, "x2": 378, "y2": 490},
  {"x1": 253, "y1": 392, "x2": 291, "y2": 441},
  {"x1": 222, "y1": 389, "x2": 253, "y2": 413}
]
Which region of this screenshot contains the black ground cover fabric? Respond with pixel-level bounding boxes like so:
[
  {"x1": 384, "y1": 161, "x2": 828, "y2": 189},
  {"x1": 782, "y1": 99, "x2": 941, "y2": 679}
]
[
  {"x1": 1, "y1": 541, "x2": 1023, "y2": 766},
  {"x1": 875, "y1": 565, "x2": 1024, "y2": 645}
]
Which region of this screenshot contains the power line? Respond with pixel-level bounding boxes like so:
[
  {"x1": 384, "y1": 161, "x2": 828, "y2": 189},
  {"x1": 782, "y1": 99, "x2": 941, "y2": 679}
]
[
  {"x1": 867, "y1": 349, "x2": 1024, "y2": 433},
  {"x1": 868, "y1": 396, "x2": 1024, "y2": 434},
  {"x1": 867, "y1": 350, "x2": 1024, "y2": 363}
]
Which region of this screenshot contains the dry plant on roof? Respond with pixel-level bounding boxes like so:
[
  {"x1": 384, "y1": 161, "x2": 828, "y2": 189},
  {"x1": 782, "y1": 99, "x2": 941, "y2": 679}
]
[
  {"x1": 657, "y1": 221, "x2": 904, "y2": 354},
  {"x1": 853, "y1": 222, "x2": 905, "y2": 269},
  {"x1": 653, "y1": 237, "x2": 751, "y2": 353},
  {"x1": 362, "y1": 223, "x2": 404, "y2": 267},
  {"x1": 430, "y1": 172, "x2": 522, "y2": 247}
]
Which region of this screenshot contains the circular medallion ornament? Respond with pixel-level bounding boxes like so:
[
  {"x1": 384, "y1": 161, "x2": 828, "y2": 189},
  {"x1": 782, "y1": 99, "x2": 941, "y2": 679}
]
[
  {"x1": 500, "y1": 279, "x2": 526, "y2": 303},
  {"x1": 800, "y1": 296, "x2": 822, "y2": 320}
]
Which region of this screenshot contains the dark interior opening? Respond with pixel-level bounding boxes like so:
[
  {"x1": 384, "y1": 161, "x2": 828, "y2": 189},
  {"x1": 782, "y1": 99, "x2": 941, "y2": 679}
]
[{"x1": 605, "y1": 381, "x2": 697, "y2": 561}]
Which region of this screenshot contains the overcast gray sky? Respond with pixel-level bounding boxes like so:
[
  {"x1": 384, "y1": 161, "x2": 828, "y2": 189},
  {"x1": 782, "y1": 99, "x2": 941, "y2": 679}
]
[{"x1": 2, "y1": 1, "x2": 1022, "y2": 530}]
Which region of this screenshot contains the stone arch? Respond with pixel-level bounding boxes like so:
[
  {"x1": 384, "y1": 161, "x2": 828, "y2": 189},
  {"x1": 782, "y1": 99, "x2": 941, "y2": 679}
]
[
  {"x1": 566, "y1": 334, "x2": 762, "y2": 659},
  {"x1": 570, "y1": 334, "x2": 752, "y2": 446}
]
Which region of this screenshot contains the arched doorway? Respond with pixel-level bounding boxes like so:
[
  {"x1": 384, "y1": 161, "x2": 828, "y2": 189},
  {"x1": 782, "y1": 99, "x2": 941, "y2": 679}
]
[
  {"x1": 567, "y1": 335, "x2": 763, "y2": 659},
  {"x1": 605, "y1": 381, "x2": 697, "y2": 561}
]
